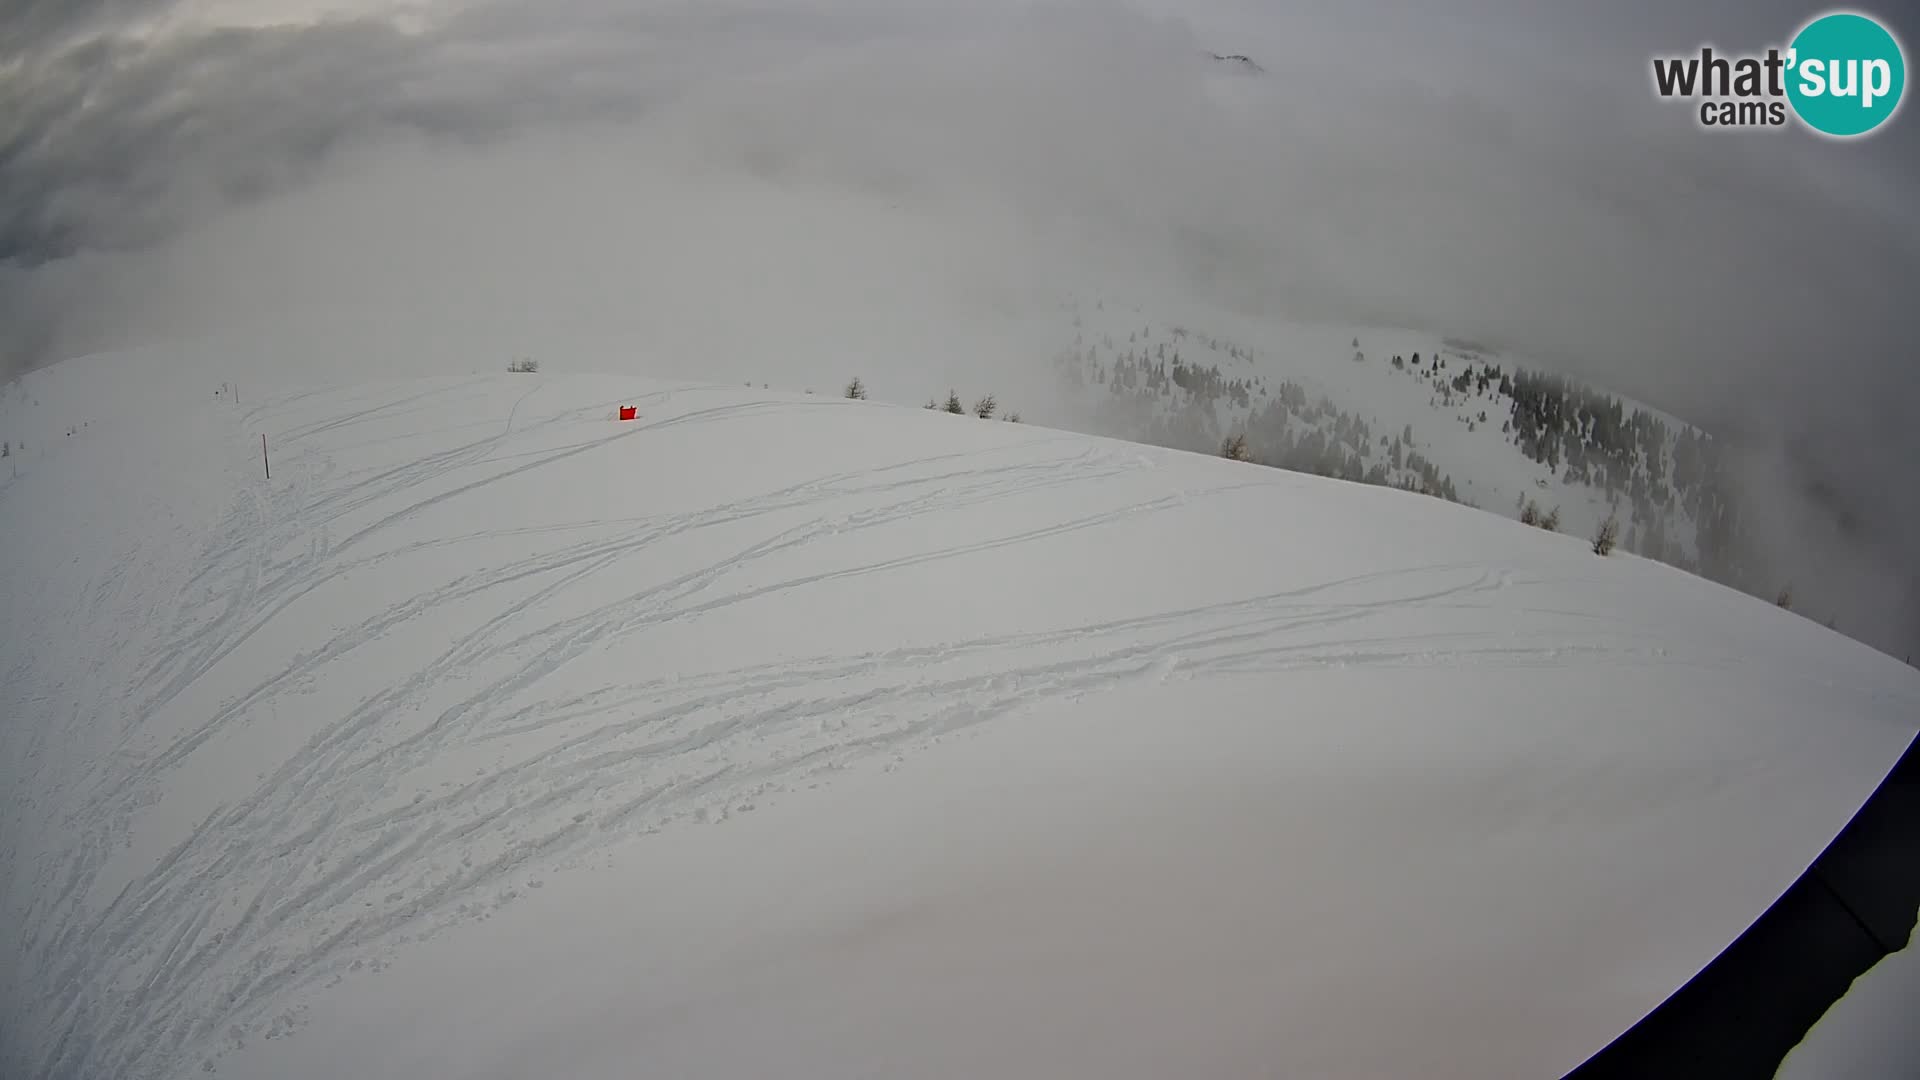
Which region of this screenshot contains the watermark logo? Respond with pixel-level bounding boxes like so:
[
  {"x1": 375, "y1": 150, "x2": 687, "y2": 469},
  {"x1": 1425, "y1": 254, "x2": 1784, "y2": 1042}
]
[{"x1": 1651, "y1": 10, "x2": 1906, "y2": 138}]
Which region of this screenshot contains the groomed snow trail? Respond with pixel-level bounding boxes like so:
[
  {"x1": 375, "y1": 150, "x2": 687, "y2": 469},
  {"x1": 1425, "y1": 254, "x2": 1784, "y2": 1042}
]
[{"x1": 2, "y1": 370, "x2": 1916, "y2": 1079}]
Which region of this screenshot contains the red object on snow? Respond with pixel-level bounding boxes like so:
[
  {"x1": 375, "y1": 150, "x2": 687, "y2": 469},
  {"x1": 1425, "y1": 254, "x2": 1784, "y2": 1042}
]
[{"x1": 618, "y1": 406, "x2": 637, "y2": 421}]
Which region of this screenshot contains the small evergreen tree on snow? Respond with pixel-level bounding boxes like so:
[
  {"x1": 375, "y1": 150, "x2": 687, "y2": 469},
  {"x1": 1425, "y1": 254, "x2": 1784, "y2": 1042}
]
[
  {"x1": 845, "y1": 376, "x2": 867, "y2": 400},
  {"x1": 925, "y1": 397, "x2": 938, "y2": 409},
  {"x1": 1776, "y1": 586, "x2": 1793, "y2": 610},
  {"x1": 1539, "y1": 505, "x2": 1561, "y2": 533},
  {"x1": 973, "y1": 394, "x2": 997, "y2": 419},
  {"x1": 1220, "y1": 433, "x2": 1252, "y2": 462},
  {"x1": 1005, "y1": 412, "x2": 1022, "y2": 423},
  {"x1": 945, "y1": 390, "x2": 966, "y2": 415}
]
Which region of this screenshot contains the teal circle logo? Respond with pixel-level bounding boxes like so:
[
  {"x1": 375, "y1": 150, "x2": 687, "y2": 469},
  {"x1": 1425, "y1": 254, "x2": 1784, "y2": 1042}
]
[{"x1": 1787, "y1": 12, "x2": 1906, "y2": 137}]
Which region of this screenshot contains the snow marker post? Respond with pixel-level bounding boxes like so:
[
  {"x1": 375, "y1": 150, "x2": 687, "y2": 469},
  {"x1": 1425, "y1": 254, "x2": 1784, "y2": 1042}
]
[{"x1": 262, "y1": 433, "x2": 270, "y2": 480}]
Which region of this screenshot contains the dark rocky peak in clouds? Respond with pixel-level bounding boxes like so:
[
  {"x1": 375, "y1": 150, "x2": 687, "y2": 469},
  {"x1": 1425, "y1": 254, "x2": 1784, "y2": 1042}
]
[{"x1": 1206, "y1": 51, "x2": 1264, "y2": 74}]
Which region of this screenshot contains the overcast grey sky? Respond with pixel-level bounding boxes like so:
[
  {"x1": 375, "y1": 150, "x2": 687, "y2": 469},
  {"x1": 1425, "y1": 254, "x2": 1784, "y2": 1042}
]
[{"x1": 2, "y1": 0, "x2": 1917, "y2": 654}]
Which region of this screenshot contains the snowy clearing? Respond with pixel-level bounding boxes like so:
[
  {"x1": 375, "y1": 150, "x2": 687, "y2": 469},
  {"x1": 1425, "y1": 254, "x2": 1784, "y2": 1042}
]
[{"x1": 2, "y1": 358, "x2": 1915, "y2": 1079}]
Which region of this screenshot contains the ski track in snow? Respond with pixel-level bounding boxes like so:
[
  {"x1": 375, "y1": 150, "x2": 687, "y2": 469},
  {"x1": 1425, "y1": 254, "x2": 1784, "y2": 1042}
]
[{"x1": 0, "y1": 375, "x2": 1875, "y2": 1080}]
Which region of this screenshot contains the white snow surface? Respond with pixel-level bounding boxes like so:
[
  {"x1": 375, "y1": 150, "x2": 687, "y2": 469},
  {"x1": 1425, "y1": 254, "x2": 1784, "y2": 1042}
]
[{"x1": 2, "y1": 351, "x2": 1917, "y2": 1080}]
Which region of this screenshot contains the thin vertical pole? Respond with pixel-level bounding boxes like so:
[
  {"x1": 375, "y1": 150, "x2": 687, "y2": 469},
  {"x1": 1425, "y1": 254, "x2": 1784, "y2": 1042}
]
[{"x1": 262, "y1": 433, "x2": 270, "y2": 480}]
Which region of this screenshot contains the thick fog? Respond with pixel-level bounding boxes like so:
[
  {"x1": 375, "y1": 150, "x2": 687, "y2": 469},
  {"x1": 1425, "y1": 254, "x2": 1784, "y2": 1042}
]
[{"x1": 3, "y1": 0, "x2": 1917, "y2": 657}]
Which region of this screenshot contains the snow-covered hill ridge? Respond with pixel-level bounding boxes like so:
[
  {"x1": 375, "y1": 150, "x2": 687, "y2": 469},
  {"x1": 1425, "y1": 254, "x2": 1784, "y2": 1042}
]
[
  {"x1": 1048, "y1": 297, "x2": 1760, "y2": 601},
  {"x1": 1, "y1": 353, "x2": 1916, "y2": 1079}
]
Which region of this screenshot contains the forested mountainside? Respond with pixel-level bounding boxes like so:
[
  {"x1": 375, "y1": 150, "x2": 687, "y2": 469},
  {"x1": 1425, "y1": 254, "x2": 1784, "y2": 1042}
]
[{"x1": 1049, "y1": 301, "x2": 1767, "y2": 607}]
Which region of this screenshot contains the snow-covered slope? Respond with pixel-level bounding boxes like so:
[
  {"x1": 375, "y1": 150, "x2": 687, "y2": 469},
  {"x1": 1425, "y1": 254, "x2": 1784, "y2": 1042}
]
[
  {"x1": 2, "y1": 349, "x2": 1916, "y2": 1080},
  {"x1": 1048, "y1": 296, "x2": 1724, "y2": 568}
]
